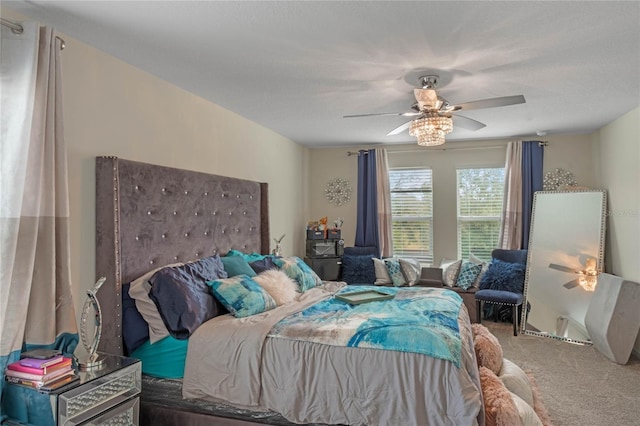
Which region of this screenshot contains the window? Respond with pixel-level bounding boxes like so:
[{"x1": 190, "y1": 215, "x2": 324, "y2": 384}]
[
  {"x1": 389, "y1": 168, "x2": 433, "y2": 266},
  {"x1": 457, "y1": 168, "x2": 505, "y2": 260}
]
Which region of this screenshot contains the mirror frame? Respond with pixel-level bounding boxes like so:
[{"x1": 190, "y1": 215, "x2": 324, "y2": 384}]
[{"x1": 521, "y1": 189, "x2": 607, "y2": 344}]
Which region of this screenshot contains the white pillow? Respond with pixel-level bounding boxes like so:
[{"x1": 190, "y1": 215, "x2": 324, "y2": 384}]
[
  {"x1": 469, "y1": 253, "x2": 486, "y2": 265},
  {"x1": 440, "y1": 259, "x2": 462, "y2": 287},
  {"x1": 399, "y1": 258, "x2": 422, "y2": 286},
  {"x1": 511, "y1": 392, "x2": 543, "y2": 426},
  {"x1": 372, "y1": 258, "x2": 393, "y2": 285},
  {"x1": 499, "y1": 358, "x2": 534, "y2": 407},
  {"x1": 253, "y1": 269, "x2": 299, "y2": 305}
]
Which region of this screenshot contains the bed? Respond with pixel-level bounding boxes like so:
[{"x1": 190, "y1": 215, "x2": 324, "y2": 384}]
[{"x1": 95, "y1": 156, "x2": 485, "y2": 426}]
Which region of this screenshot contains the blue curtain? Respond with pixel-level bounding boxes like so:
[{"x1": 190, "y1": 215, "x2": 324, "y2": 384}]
[
  {"x1": 355, "y1": 149, "x2": 380, "y2": 254},
  {"x1": 521, "y1": 141, "x2": 544, "y2": 248}
]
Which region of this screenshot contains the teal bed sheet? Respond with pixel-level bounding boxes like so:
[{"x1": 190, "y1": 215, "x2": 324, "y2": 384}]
[{"x1": 130, "y1": 335, "x2": 188, "y2": 379}]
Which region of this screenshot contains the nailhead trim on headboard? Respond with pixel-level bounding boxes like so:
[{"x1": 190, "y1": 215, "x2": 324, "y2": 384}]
[{"x1": 95, "y1": 157, "x2": 270, "y2": 355}]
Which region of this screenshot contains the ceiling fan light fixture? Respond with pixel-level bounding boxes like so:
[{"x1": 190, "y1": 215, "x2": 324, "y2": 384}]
[{"x1": 409, "y1": 113, "x2": 453, "y2": 146}]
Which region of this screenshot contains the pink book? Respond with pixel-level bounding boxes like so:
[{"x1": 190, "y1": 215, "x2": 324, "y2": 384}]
[
  {"x1": 19, "y1": 355, "x2": 64, "y2": 369},
  {"x1": 9, "y1": 357, "x2": 72, "y2": 375},
  {"x1": 5, "y1": 364, "x2": 72, "y2": 382}
]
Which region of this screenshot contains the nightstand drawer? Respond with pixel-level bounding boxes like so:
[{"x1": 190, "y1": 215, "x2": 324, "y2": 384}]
[
  {"x1": 58, "y1": 361, "x2": 141, "y2": 425},
  {"x1": 82, "y1": 397, "x2": 139, "y2": 426}
]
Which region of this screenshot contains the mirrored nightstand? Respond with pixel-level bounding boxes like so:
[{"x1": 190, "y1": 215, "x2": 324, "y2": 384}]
[{"x1": 6, "y1": 353, "x2": 141, "y2": 425}]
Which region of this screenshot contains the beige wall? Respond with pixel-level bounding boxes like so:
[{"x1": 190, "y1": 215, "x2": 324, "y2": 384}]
[
  {"x1": 2, "y1": 8, "x2": 310, "y2": 325},
  {"x1": 592, "y1": 107, "x2": 640, "y2": 282},
  {"x1": 591, "y1": 107, "x2": 640, "y2": 354},
  {"x1": 309, "y1": 135, "x2": 597, "y2": 264},
  {"x1": 5, "y1": 7, "x2": 638, "y2": 355}
]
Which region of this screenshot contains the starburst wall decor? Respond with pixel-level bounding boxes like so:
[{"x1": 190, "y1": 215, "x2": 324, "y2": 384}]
[
  {"x1": 325, "y1": 178, "x2": 352, "y2": 206},
  {"x1": 543, "y1": 168, "x2": 578, "y2": 191}
]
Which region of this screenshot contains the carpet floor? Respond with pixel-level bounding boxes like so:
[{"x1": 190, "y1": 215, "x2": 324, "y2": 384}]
[{"x1": 484, "y1": 321, "x2": 640, "y2": 426}]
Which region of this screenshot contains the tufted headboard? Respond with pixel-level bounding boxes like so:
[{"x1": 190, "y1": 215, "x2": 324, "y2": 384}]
[{"x1": 95, "y1": 156, "x2": 269, "y2": 356}]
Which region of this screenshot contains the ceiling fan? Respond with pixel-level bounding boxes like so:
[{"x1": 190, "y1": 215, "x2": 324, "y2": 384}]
[
  {"x1": 343, "y1": 75, "x2": 525, "y2": 146},
  {"x1": 548, "y1": 257, "x2": 599, "y2": 291}
]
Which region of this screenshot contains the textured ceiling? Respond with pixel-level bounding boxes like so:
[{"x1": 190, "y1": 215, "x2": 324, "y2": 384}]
[{"x1": 4, "y1": 1, "x2": 639, "y2": 147}]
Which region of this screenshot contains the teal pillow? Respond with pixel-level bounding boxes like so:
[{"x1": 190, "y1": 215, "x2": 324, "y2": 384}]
[
  {"x1": 456, "y1": 260, "x2": 483, "y2": 290},
  {"x1": 208, "y1": 275, "x2": 276, "y2": 318},
  {"x1": 225, "y1": 249, "x2": 268, "y2": 263},
  {"x1": 384, "y1": 258, "x2": 406, "y2": 286},
  {"x1": 273, "y1": 256, "x2": 322, "y2": 292},
  {"x1": 221, "y1": 255, "x2": 257, "y2": 277}
]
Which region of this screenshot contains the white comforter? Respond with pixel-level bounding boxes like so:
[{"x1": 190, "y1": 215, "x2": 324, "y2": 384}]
[{"x1": 183, "y1": 283, "x2": 484, "y2": 426}]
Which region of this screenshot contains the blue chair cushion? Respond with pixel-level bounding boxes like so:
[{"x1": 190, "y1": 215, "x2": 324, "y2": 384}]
[
  {"x1": 475, "y1": 289, "x2": 523, "y2": 305},
  {"x1": 479, "y1": 258, "x2": 526, "y2": 293},
  {"x1": 491, "y1": 249, "x2": 528, "y2": 265}
]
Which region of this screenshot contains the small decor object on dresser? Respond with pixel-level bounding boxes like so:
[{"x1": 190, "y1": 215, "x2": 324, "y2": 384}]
[
  {"x1": 272, "y1": 234, "x2": 286, "y2": 256},
  {"x1": 78, "y1": 276, "x2": 107, "y2": 371}
]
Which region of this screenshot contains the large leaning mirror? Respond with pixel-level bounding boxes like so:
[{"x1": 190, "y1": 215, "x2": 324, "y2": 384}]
[{"x1": 522, "y1": 190, "x2": 607, "y2": 344}]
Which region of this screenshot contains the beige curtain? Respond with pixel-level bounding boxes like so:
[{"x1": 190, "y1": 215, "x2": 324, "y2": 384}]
[
  {"x1": 499, "y1": 141, "x2": 523, "y2": 249},
  {"x1": 375, "y1": 148, "x2": 393, "y2": 257},
  {"x1": 1, "y1": 22, "x2": 77, "y2": 368}
]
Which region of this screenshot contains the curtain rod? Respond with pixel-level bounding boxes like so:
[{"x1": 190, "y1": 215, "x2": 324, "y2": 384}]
[
  {"x1": 1, "y1": 18, "x2": 66, "y2": 50},
  {"x1": 348, "y1": 141, "x2": 548, "y2": 156}
]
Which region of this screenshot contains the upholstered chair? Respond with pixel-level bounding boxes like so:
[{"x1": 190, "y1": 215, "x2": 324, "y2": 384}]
[{"x1": 475, "y1": 249, "x2": 528, "y2": 336}]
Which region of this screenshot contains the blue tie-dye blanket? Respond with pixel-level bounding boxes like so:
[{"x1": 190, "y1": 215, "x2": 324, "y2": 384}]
[{"x1": 268, "y1": 286, "x2": 463, "y2": 367}]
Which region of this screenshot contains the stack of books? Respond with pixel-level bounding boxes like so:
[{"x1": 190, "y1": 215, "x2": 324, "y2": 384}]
[{"x1": 4, "y1": 353, "x2": 78, "y2": 392}]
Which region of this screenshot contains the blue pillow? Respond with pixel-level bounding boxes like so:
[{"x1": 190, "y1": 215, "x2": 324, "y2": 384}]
[
  {"x1": 148, "y1": 255, "x2": 229, "y2": 339},
  {"x1": 208, "y1": 275, "x2": 277, "y2": 318},
  {"x1": 273, "y1": 256, "x2": 322, "y2": 291},
  {"x1": 122, "y1": 283, "x2": 149, "y2": 355},
  {"x1": 342, "y1": 254, "x2": 376, "y2": 285},
  {"x1": 221, "y1": 255, "x2": 257, "y2": 277},
  {"x1": 479, "y1": 259, "x2": 526, "y2": 293},
  {"x1": 249, "y1": 256, "x2": 278, "y2": 274},
  {"x1": 456, "y1": 260, "x2": 482, "y2": 290}
]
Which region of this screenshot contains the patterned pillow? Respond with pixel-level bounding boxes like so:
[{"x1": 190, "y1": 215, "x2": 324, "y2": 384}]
[
  {"x1": 384, "y1": 258, "x2": 406, "y2": 286},
  {"x1": 341, "y1": 254, "x2": 376, "y2": 285},
  {"x1": 399, "y1": 258, "x2": 422, "y2": 286},
  {"x1": 440, "y1": 259, "x2": 462, "y2": 287},
  {"x1": 273, "y1": 256, "x2": 322, "y2": 292},
  {"x1": 372, "y1": 258, "x2": 393, "y2": 285},
  {"x1": 456, "y1": 260, "x2": 483, "y2": 290},
  {"x1": 208, "y1": 275, "x2": 276, "y2": 318}
]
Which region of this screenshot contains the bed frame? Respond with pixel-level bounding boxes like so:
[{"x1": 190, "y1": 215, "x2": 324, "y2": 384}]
[{"x1": 95, "y1": 157, "x2": 312, "y2": 425}]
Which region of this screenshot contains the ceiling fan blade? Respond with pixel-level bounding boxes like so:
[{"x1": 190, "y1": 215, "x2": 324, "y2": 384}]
[
  {"x1": 452, "y1": 114, "x2": 486, "y2": 131},
  {"x1": 563, "y1": 279, "x2": 580, "y2": 289},
  {"x1": 455, "y1": 95, "x2": 526, "y2": 111},
  {"x1": 386, "y1": 120, "x2": 412, "y2": 136},
  {"x1": 343, "y1": 111, "x2": 421, "y2": 118},
  {"x1": 549, "y1": 263, "x2": 579, "y2": 274}
]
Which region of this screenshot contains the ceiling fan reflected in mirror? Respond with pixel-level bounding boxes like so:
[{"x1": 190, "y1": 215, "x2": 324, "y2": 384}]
[
  {"x1": 343, "y1": 75, "x2": 525, "y2": 146},
  {"x1": 548, "y1": 257, "x2": 599, "y2": 292}
]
